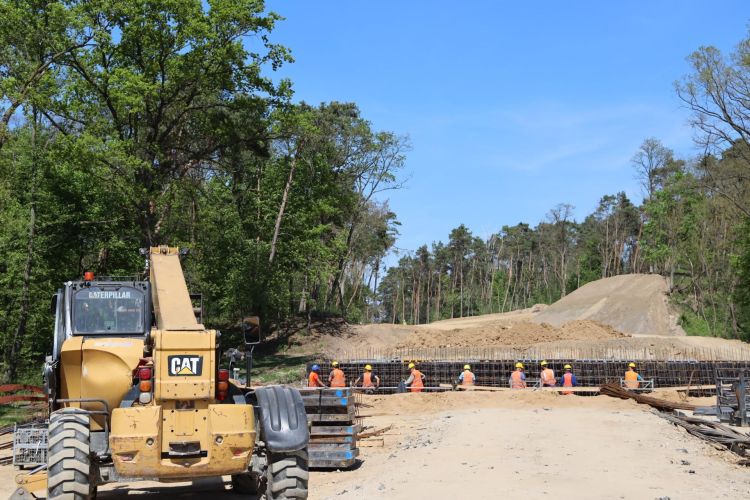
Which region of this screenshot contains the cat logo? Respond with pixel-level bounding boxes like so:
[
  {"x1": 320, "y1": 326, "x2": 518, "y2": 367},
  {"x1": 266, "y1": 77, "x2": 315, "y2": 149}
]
[{"x1": 168, "y1": 355, "x2": 203, "y2": 376}]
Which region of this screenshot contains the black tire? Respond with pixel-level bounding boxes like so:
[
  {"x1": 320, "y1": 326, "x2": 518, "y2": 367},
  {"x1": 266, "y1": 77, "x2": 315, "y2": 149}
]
[
  {"x1": 47, "y1": 409, "x2": 96, "y2": 500},
  {"x1": 265, "y1": 449, "x2": 308, "y2": 499}
]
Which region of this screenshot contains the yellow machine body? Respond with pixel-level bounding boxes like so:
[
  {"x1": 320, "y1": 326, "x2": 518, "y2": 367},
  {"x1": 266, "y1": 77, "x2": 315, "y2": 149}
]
[
  {"x1": 110, "y1": 403, "x2": 255, "y2": 478},
  {"x1": 59, "y1": 336, "x2": 144, "y2": 431},
  {"x1": 56, "y1": 246, "x2": 257, "y2": 481}
]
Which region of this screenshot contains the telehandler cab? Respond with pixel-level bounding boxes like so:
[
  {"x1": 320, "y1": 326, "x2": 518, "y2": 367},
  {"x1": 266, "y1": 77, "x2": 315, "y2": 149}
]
[{"x1": 23, "y1": 246, "x2": 309, "y2": 499}]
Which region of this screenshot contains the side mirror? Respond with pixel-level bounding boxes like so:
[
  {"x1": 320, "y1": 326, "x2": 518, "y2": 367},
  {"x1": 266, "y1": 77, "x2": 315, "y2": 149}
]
[{"x1": 242, "y1": 316, "x2": 261, "y2": 345}]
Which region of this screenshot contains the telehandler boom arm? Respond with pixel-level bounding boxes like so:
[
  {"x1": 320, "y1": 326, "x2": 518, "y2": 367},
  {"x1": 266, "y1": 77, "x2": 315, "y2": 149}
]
[{"x1": 149, "y1": 247, "x2": 203, "y2": 331}]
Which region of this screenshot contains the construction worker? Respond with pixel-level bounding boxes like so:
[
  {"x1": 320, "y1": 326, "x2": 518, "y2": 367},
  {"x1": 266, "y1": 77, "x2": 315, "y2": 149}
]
[
  {"x1": 329, "y1": 361, "x2": 346, "y2": 388},
  {"x1": 458, "y1": 364, "x2": 476, "y2": 386},
  {"x1": 405, "y1": 362, "x2": 425, "y2": 392},
  {"x1": 561, "y1": 364, "x2": 577, "y2": 395},
  {"x1": 509, "y1": 362, "x2": 527, "y2": 389},
  {"x1": 540, "y1": 360, "x2": 556, "y2": 387},
  {"x1": 308, "y1": 364, "x2": 325, "y2": 387},
  {"x1": 354, "y1": 364, "x2": 380, "y2": 393},
  {"x1": 624, "y1": 362, "x2": 643, "y2": 389}
]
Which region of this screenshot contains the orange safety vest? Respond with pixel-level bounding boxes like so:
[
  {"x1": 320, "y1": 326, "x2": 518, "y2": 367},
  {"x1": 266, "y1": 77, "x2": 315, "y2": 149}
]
[
  {"x1": 330, "y1": 368, "x2": 346, "y2": 388},
  {"x1": 562, "y1": 372, "x2": 573, "y2": 395},
  {"x1": 462, "y1": 370, "x2": 474, "y2": 386},
  {"x1": 510, "y1": 370, "x2": 526, "y2": 389},
  {"x1": 541, "y1": 368, "x2": 556, "y2": 386},
  {"x1": 308, "y1": 372, "x2": 323, "y2": 387},
  {"x1": 410, "y1": 369, "x2": 424, "y2": 392},
  {"x1": 624, "y1": 370, "x2": 640, "y2": 389},
  {"x1": 363, "y1": 372, "x2": 374, "y2": 388}
]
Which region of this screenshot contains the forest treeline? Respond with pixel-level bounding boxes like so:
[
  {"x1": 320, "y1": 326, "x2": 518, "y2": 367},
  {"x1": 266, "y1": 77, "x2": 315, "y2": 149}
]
[
  {"x1": 2, "y1": 2, "x2": 750, "y2": 382},
  {"x1": 378, "y1": 37, "x2": 750, "y2": 341},
  {"x1": 0, "y1": 1, "x2": 404, "y2": 382}
]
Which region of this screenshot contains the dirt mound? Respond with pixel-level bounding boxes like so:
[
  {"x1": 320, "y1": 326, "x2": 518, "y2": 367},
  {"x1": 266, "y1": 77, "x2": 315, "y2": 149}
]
[
  {"x1": 362, "y1": 389, "x2": 640, "y2": 415},
  {"x1": 393, "y1": 319, "x2": 627, "y2": 349},
  {"x1": 534, "y1": 273, "x2": 684, "y2": 336},
  {"x1": 285, "y1": 275, "x2": 745, "y2": 361}
]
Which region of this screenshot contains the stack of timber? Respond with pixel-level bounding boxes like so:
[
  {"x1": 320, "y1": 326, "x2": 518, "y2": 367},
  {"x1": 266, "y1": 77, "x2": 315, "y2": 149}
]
[{"x1": 299, "y1": 387, "x2": 360, "y2": 469}]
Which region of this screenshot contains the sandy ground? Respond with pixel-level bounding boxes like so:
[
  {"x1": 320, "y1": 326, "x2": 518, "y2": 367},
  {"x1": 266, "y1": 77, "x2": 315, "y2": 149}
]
[
  {"x1": 3, "y1": 392, "x2": 749, "y2": 500},
  {"x1": 310, "y1": 392, "x2": 750, "y2": 500}
]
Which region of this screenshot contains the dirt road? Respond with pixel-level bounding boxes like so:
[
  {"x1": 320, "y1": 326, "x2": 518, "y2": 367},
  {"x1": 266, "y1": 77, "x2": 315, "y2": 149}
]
[
  {"x1": 310, "y1": 392, "x2": 750, "y2": 499},
  {"x1": 4, "y1": 392, "x2": 747, "y2": 499}
]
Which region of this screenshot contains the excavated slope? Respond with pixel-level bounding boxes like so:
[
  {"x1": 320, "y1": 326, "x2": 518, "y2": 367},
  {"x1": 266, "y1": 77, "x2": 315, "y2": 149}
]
[{"x1": 533, "y1": 273, "x2": 684, "y2": 336}]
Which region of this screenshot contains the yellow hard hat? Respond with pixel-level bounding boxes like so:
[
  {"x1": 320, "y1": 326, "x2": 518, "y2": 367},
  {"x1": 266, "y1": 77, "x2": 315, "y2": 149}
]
[
  {"x1": 463, "y1": 364, "x2": 470, "y2": 370},
  {"x1": 628, "y1": 362, "x2": 636, "y2": 368},
  {"x1": 365, "y1": 364, "x2": 372, "y2": 371},
  {"x1": 332, "y1": 360, "x2": 339, "y2": 367},
  {"x1": 540, "y1": 360, "x2": 548, "y2": 366},
  {"x1": 408, "y1": 362, "x2": 415, "y2": 369},
  {"x1": 515, "y1": 362, "x2": 524, "y2": 369},
  {"x1": 564, "y1": 364, "x2": 572, "y2": 369}
]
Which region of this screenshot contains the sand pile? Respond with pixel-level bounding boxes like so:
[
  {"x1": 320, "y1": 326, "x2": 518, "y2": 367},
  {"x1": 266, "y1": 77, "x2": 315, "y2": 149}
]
[
  {"x1": 362, "y1": 390, "x2": 640, "y2": 415},
  {"x1": 534, "y1": 273, "x2": 685, "y2": 336},
  {"x1": 393, "y1": 319, "x2": 627, "y2": 349}
]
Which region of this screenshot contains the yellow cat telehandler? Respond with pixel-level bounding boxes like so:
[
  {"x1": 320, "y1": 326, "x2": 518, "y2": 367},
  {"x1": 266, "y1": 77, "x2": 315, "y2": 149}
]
[{"x1": 12, "y1": 246, "x2": 309, "y2": 499}]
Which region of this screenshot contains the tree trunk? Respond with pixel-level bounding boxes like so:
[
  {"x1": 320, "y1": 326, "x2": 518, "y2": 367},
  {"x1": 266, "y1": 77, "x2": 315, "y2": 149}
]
[
  {"x1": 6, "y1": 202, "x2": 35, "y2": 382},
  {"x1": 372, "y1": 257, "x2": 381, "y2": 323},
  {"x1": 327, "y1": 221, "x2": 357, "y2": 310},
  {"x1": 425, "y1": 269, "x2": 431, "y2": 323},
  {"x1": 345, "y1": 264, "x2": 365, "y2": 312},
  {"x1": 560, "y1": 250, "x2": 566, "y2": 297},
  {"x1": 436, "y1": 272, "x2": 441, "y2": 320},
  {"x1": 5, "y1": 112, "x2": 38, "y2": 383},
  {"x1": 459, "y1": 263, "x2": 464, "y2": 318},
  {"x1": 269, "y1": 154, "x2": 298, "y2": 265}
]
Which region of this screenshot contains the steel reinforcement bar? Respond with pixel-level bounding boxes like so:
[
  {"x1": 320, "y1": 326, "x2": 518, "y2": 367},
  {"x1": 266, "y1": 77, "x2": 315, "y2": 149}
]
[
  {"x1": 309, "y1": 359, "x2": 750, "y2": 391},
  {"x1": 337, "y1": 345, "x2": 750, "y2": 362}
]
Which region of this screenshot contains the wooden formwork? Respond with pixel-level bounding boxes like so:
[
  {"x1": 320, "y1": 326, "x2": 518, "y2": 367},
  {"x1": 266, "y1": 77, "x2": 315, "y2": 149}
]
[{"x1": 299, "y1": 387, "x2": 360, "y2": 469}]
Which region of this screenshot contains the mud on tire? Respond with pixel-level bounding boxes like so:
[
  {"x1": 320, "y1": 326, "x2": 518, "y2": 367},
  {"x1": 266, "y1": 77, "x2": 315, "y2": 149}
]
[
  {"x1": 265, "y1": 449, "x2": 309, "y2": 499},
  {"x1": 47, "y1": 409, "x2": 96, "y2": 500}
]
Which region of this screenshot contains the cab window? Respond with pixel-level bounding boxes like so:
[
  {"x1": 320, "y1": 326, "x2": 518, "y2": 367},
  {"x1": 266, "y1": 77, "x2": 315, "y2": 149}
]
[{"x1": 73, "y1": 287, "x2": 145, "y2": 334}]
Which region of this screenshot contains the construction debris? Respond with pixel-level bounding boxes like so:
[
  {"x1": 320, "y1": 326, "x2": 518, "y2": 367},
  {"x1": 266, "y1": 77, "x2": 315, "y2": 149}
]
[
  {"x1": 599, "y1": 382, "x2": 697, "y2": 411},
  {"x1": 357, "y1": 425, "x2": 392, "y2": 440},
  {"x1": 659, "y1": 412, "x2": 750, "y2": 459},
  {"x1": 358, "y1": 438, "x2": 384, "y2": 448}
]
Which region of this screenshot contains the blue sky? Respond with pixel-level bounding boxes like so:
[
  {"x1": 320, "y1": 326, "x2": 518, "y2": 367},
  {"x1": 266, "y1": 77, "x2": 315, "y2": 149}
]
[{"x1": 266, "y1": 1, "x2": 748, "y2": 258}]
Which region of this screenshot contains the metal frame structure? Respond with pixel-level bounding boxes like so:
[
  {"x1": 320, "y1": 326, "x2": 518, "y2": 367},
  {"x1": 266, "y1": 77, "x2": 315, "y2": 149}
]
[
  {"x1": 619, "y1": 377, "x2": 655, "y2": 391},
  {"x1": 715, "y1": 367, "x2": 750, "y2": 427},
  {"x1": 12, "y1": 423, "x2": 48, "y2": 467},
  {"x1": 308, "y1": 359, "x2": 750, "y2": 393}
]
